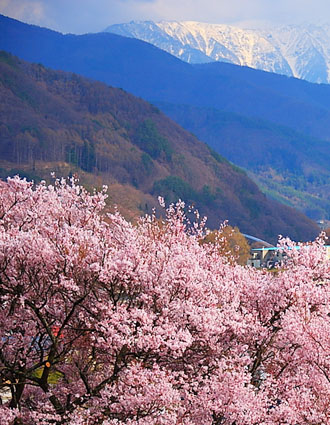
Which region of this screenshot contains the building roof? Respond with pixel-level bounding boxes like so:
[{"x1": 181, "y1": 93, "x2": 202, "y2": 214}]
[{"x1": 252, "y1": 246, "x2": 330, "y2": 251}]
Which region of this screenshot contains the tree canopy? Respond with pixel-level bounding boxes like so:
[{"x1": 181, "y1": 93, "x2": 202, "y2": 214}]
[
  {"x1": 0, "y1": 177, "x2": 329, "y2": 424},
  {"x1": 200, "y1": 225, "x2": 251, "y2": 265}
]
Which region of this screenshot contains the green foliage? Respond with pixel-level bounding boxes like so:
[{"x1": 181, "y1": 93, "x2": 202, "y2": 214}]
[
  {"x1": 65, "y1": 144, "x2": 79, "y2": 167},
  {"x1": 153, "y1": 176, "x2": 197, "y2": 203},
  {"x1": 207, "y1": 145, "x2": 228, "y2": 164},
  {"x1": 121, "y1": 121, "x2": 132, "y2": 131},
  {"x1": 207, "y1": 145, "x2": 245, "y2": 175},
  {"x1": 1, "y1": 72, "x2": 37, "y2": 108},
  {"x1": 91, "y1": 119, "x2": 105, "y2": 129},
  {"x1": 201, "y1": 185, "x2": 216, "y2": 204},
  {"x1": 153, "y1": 177, "x2": 218, "y2": 206},
  {"x1": 0, "y1": 51, "x2": 18, "y2": 68},
  {"x1": 141, "y1": 153, "x2": 154, "y2": 175},
  {"x1": 0, "y1": 55, "x2": 37, "y2": 106},
  {"x1": 253, "y1": 173, "x2": 330, "y2": 220},
  {"x1": 135, "y1": 119, "x2": 173, "y2": 161},
  {"x1": 150, "y1": 104, "x2": 161, "y2": 114},
  {"x1": 242, "y1": 196, "x2": 261, "y2": 219},
  {"x1": 17, "y1": 90, "x2": 36, "y2": 107},
  {"x1": 230, "y1": 163, "x2": 246, "y2": 175},
  {"x1": 21, "y1": 126, "x2": 42, "y2": 140},
  {"x1": 0, "y1": 168, "x2": 41, "y2": 182},
  {"x1": 81, "y1": 141, "x2": 96, "y2": 172},
  {"x1": 32, "y1": 366, "x2": 63, "y2": 384},
  {"x1": 65, "y1": 142, "x2": 96, "y2": 172}
]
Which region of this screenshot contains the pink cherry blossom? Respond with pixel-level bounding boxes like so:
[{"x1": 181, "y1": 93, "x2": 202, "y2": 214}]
[{"x1": 0, "y1": 176, "x2": 329, "y2": 424}]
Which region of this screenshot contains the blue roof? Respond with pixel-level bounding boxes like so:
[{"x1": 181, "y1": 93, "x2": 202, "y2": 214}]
[{"x1": 252, "y1": 245, "x2": 330, "y2": 251}]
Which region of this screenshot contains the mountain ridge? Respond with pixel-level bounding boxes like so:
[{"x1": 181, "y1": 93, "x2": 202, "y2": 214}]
[
  {"x1": 0, "y1": 14, "x2": 329, "y2": 223},
  {"x1": 105, "y1": 20, "x2": 330, "y2": 84},
  {"x1": 3, "y1": 12, "x2": 330, "y2": 139},
  {"x1": 0, "y1": 50, "x2": 320, "y2": 242},
  {"x1": 154, "y1": 101, "x2": 330, "y2": 219}
]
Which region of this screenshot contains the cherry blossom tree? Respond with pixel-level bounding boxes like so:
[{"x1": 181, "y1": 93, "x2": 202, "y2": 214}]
[{"x1": 0, "y1": 176, "x2": 329, "y2": 425}]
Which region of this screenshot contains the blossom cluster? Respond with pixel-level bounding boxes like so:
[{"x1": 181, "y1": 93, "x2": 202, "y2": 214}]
[{"x1": 0, "y1": 177, "x2": 329, "y2": 424}]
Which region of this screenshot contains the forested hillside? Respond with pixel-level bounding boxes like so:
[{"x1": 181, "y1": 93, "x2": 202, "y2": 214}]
[
  {"x1": 155, "y1": 102, "x2": 330, "y2": 219},
  {"x1": 3, "y1": 13, "x2": 330, "y2": 140},
  {"x1": 0, "y1": 51, "x2": 319, "y2": 242},
  {"x1": 0, "y1": 14, "x2": 329, "y2": 221}
]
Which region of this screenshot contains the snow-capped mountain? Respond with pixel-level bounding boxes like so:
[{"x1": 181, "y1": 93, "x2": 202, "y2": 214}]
[{"x1": 104, "y1": 21, "x2": 330, "y2": 84}]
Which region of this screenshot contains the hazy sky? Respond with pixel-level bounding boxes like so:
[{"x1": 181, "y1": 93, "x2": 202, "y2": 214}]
[{"x1": 0, "y1": 0, "x2": 329, "y2": 34}]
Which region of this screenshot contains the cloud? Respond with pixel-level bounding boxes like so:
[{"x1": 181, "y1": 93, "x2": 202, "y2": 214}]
[
  {"x1": 0, "y1": 0, "x2": 164, "y2": 33},
  {"x1": 138, "y1": 0, "x2": 330, "y2": 25},
  {"x1": 0, "y1": 0, "x2": 45, "y2": 24},
  {"x1": 0, "y1": 0, "x2": 329, "y2": 34}
]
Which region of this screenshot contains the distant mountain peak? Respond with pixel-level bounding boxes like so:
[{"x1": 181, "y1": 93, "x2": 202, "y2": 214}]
[{"x1": 104, "y1": 20, "x2": 330, "y2": 83}]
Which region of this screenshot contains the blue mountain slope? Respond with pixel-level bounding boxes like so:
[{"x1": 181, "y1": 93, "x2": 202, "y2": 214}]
[
  {"x1": 1, "y1": 14, "x2": 330, "y2": 140},
  {"x1": 154, "y1": 101, "x2": 330, "y2": 219},
  {"x1": 0, "y1": 14, "x2": 194, "y2": 96},
  {"x1": 0, "y1": 14, "x2": 329, "y2": 220}
]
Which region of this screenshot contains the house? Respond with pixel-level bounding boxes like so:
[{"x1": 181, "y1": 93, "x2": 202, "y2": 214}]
[
  {"x1": 247, "y1": 245, "x2": 330, "y2": 269},
  {"x1": 247, "y1": 247, "x2": 285, "y2": 269}
]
